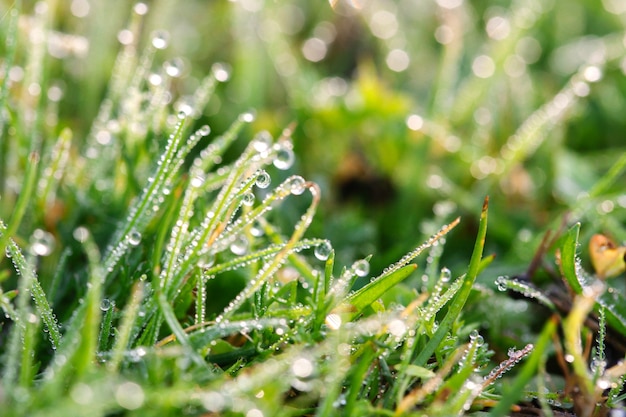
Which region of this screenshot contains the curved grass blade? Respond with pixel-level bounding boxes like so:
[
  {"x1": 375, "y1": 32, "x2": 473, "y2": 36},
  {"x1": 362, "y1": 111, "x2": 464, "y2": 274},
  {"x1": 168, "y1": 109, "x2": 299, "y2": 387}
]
[
  {"x1": 343, "y1": 264, "x2": 417, "y2": 320},
  {"x1": 559, "y1": 222, "x2": 583, "y2": 294},
  {"x1": 415, "y1": 196, "x2": 489, "y2": 366},
  {"x1": 1, "y1": 221, "x2": 61, "y2": 349},
  {"x1": 216, "y1": 180, "x2": 321, "y2": 322},
  {"x1": 488, "y1": 316, "x2": 557, "y2": 416}
]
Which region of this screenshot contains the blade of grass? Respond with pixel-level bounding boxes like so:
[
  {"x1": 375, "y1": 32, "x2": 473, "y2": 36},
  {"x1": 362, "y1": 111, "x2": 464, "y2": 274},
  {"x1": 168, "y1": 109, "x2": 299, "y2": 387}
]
[
  {"x1": 1, "y1": 221, "x2": 61, "y2": 348},
  {"x1": 156, "y1": 291, "x2": 212, "y2": 369},
  {"x1": 0, "y1": 152, "x2": 40, "y2": 259},
  {"x1": 72, "y1": 229, "x2": 105, "y2": 377},
  {"x1": 414, "y1": 196, "x2": 489, "y2": 366},
  {"x1": 559, "y1": 223, "x2": 583, "y2": 294},
  {"x1": 107, "y1": 280, "x2": 144, "y2": 372},
  {"x1": 488, "y1": 316, "x2": 558, "y2": 416},
  {"x1": 343, "y1": 264, "x2": 417, "y2": 320}
]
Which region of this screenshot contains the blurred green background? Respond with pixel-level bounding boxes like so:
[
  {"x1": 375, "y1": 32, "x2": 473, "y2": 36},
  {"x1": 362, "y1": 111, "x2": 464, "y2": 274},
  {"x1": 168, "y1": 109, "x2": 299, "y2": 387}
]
[{"x1": 3, "y1": 0, "x2": 626, "y2": 279}]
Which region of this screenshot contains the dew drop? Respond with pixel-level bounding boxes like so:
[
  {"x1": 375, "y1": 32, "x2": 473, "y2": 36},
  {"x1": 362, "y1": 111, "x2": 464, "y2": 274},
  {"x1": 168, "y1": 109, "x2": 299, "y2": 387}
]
[
  {"x1": 164, "y1": 58, "x2": 184, "y2": 78},
  {"x1": 212, "y1": 63, "x2": 231, "y2": 82},
  {"x1": 250, "y1": 220, "x2": 264, "y2": 237},
  {"x1": 314, "y1": 241, "x2": 332, "y2": 261},
  {"x1": 325, "y1": 313, "x2": 342, "y2": 330},
  {"x1": 246, "y1": 409, "x2": 263, "y2": 417},
  {"x1": 100, "y1": 299, "x2": 112, "y2": 312},
  {"x1": 73, "y1": 226, "x2": 90, "y2": 243},
  {"x1": 253, "y1": 131, "x2": 272, "y2": 152},
  {"x1": 440, "y1": 267, "x2": 451, "y2": 283},
  {"x1": 292, "y1": 357, "x2": 314, "y2": 378},
  {"x1": 151, "y1": 30, "x2": 169, "y2": 49},
  {"x1": 115, "y1": 381, "x2": 145, "y2": 410},
  {"x1": 470, "y1": 330, "x2": 484, "y2": 346},
  {"x1": 286, "y1": 176, "x2": 306, "y2": 195},
  {"x1": 242, "y1": 192, "x2": 255, "y2": 207},
  {"x1": 200, "y1": 391, "x2": 225, "y2": 412},
  {"x1": 230, "y1": 235, "x2": 249, "y2": 255},
  {"x1": 198, "y1": 125, "x2": 211, "y2": 136},
  {"x1": 127, "y1": 230, "x2": 142, "y2": 246},
  {"x1": 5, "y1": 246, "x2": 12, "y2": 258},
  {"x1": 177, "y1": 110, "x2": 187, "y2": 120},
  {"x1": 495, "y1": 276, "x2": 508, "y2": 292},
  {"x1": 70, "y1": 383, "x2": 94, "y2": 405},
  {"x1": 388, "y1": 319, "x2": 407, "y2": 337},
  {"x1": 255, "y1": 170, "x2": 271, "y2": 189},
  {"x1": 133, "y1": 2, "x2": 148, "y2": 15},
  {"x1": 353, "y1": 259, "x2": 370, "y2": 277},
  {"x1": 30, "y1": 228, "x2": 56, "y2": 256},
  {"x1": 190, "y1": 174, "x2": 205, "y2": 188},
  {"x1": 239, "y1": 110, "x2": 256, "y2": 123},
  {"x1": 591, "y1": 358, "x2": 607, "y2": 374},
  {"x1": 273, "y1": 144, "x2": 295, "y2": 170}
]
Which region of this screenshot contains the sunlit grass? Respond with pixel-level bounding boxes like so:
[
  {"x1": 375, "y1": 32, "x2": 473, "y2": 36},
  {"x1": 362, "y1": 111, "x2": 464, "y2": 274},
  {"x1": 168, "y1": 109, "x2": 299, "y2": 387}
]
[{"x1": 1, "y1": 1, "x2": 626, "y2": 416}]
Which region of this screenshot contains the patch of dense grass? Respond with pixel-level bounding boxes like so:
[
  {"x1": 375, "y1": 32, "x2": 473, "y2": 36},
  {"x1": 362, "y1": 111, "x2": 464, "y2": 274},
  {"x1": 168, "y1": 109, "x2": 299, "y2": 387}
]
[{"x1": 1, "y1": 1, "x2": 626, "y2": 416}]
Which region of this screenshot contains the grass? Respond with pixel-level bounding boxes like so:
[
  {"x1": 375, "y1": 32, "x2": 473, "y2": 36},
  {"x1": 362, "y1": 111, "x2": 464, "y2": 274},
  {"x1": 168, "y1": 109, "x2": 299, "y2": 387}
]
[{"x1": 1, "y1": 1, "x2": 626, "y2": 416}]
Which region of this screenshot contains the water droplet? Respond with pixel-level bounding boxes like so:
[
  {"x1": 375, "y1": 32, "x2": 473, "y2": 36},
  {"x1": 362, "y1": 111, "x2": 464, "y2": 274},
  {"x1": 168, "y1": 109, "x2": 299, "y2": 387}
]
[
  {"x1": 495, "y1": 276, "x2": 508, "y2": 292},
  {"x1": 200, "y1": 391, "x2": 225, "y2": 412},
  {"x1": 5, "y1": 246, "x2": 12, "y2": 258},
  {"x1": 177, "y1": 110, "x2": 187, "y2": 120},
  {"x1": 198, "y1": 125, "x2": 211, "y2": 136},
  {"x1": 100, "y1": 299, "x2": 112, "y2": 311},
  {"x1": 286, "y1": 176, "x2": 306, "y2": 195},
  {"x1": 212, "y1": 63, "x2": 230, "y2": 82},
  {"x1": 239, "y1": 110, "x2": 256, "y2": 123},
  {"x1": 253, "y1": 131, "x2": 272, "y2": 152},
  {"x1": 127, "y1": 230, "x2": 142, "y2": 246},
  {"x1": 591, "y1": 358, "x2": 607, "y2": 374},
  {"x1": 440, "y1": 267, "x2": 451, "y2": 283},
  {"x1": 242, "y1": 192, "x2": 255, "y2": 207},
  {"x1": 115, "y1": 381, "x2": 145, "y2": 410},
  {"x1": 388, "y1": 319, "x2": 407, "y2": 337},
  {"x1": 470, "y1": 330, "x2": 484, "y2": 346},
  {"x1": 314, "y1": 241, "x2": 332, "y2": 261},
  {"x1": 133, "y1": 2, "x2": 148, "y2": 15},
  {"x1": 151, "y1": 30, "x2": 169, "y2": 49},
  {"x1": 273, "y1": 144, "x2": 295, "y2": 170},
  {"x1": 190, "y1": 174, "x2": 205, "y2": 188},
  {"x1": 255, "y1": 170, "x2": 271, "y2": 189},
  {"x1": 353, "y1": 259, "x2": 370, "y2": 277},
  {"x1": 292, "y1": 357, "x2": 314, "y2": 378},
  {"x1": 70, "y1": 383, "x2": 94, "y2": 405},
  {"x1": 164, "y1": 58, "x2": 184, "y2": 78},
  {"x1": 30, "y1": 229, "x2": 56, "y2": 256},
  {"x1": 230, "y1": 235, "x2": 249, "y2": 255},
  {"x1": 325, "y1": 313, "x2": 342, "y2": 330},
  {"x1": 250, "y1": 220, "x2": 264, "y2": 237},
  {"x1": 246, "y1": 409, "x2": 263, "y2": 417}
]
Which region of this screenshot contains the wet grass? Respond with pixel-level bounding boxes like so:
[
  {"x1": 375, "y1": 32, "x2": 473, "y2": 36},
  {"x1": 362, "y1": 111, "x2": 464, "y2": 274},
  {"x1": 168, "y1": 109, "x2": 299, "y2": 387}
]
[{"x1": 1, "y1": 1, "x2": 626, "y2": 416}]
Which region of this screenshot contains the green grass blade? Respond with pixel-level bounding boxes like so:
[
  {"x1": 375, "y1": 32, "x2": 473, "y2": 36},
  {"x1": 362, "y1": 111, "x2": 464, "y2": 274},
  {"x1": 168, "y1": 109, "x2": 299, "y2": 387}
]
[
  {"x1": 489, "y1": 317, "x2": 558, "y2": 416},
  {"x1": 560, "y1": 223, "x2": 583, "y2": 294},
  {"x1": 343, "y1": 264, "x2": 416, "y2": 319},
  {"x1": 156, "y1": 291, "x2": 210, "y2": 369},
  {"x1": 72, "y1": 230, "x2": 105, "y2": 377},
  {"x1": 415, "y1": 197, "x2": 489, "y2": 366},
  {"x1": 216, "y1": 180, "x2": 321, "y2": 321},
  {"x1": 0, "y1": 152, "x2": 40, "y2": 258},
  {"x1": 103, "y1": 117, "x2": 187, "y2": 274},
  {"x1": 1, "y1": 222, "x2": 61, "y2": 348},
  {"x1": 587, "y1": 152, "x2": 626, "y2": 199},
  {"x1": 107, "y1": 281, "x2": 144, "y2": 372},
  {"x1": 98, "y1": 299, "x2": 115, "y2": 352}
]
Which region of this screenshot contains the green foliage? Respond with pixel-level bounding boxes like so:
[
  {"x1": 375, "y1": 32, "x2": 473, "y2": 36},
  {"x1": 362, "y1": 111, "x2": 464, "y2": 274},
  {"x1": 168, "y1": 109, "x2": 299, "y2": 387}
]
[{"x1": 1, "y1": 1, "x2": 626, "y2": 416}]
